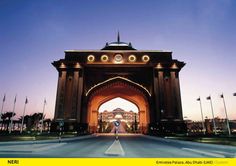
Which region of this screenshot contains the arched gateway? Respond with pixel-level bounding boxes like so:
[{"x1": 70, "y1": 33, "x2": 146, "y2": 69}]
[
  {"x1": 86, "y1": 76, "x2": 150, "y2": 133},
  {"x1": 52, "y1": 35, "x2": 186, "y2": 134}
]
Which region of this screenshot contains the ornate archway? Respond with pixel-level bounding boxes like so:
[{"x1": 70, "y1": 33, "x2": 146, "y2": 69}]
[
  {"x1": 86, "y1": 77, "x2": 150, "y2": 133},
  {"x1": 52, "y1": 37, "x2": 186, "y2": 134}
]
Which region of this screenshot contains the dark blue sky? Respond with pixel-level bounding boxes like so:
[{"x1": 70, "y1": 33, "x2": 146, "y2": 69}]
[{"x1": 0, "y1": 0, "x2": 236, "y2": 120}]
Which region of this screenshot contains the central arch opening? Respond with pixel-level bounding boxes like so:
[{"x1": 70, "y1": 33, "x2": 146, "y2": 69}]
[
  {"x1": 98, "y1": 97, "x2": 139, "y2": 133},
  {"x1": 86, "y1": 77, "x2": 150, "y2": 134}
]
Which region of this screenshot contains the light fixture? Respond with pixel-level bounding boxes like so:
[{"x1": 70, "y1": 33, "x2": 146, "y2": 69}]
[
  {"x1": 60, "y1": 62, "x2": 66, "y2": 68},
  {"x1": 87, "y1": 55, "x2": 95, "y2": 62},
  {"x1": 142, "y1": 55, "x2": 150, "y2": 62},
  {"x1": 75, "y1": 62, "x2": 81, "y2": 68},
  {"x1": 128, "y1": 55, "x2": 136, "y2": 62},
  {"x1": 101, "y1": 55, "x2": 109, "y2": 62},
  {"x1": 156, "y1": 63, "x2": 162, "y2": 69},
  {"x1": 172, "y1": 63, "x2": 178, "y2": 69}
]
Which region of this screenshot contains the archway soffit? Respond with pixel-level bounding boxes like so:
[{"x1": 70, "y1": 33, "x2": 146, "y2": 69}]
[{"x1": 85, "y1": 76, "x2": 151, "y2": 96}]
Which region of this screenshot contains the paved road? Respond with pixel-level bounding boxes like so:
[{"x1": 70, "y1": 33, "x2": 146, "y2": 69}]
[{"x1": 0, "y1": 134, "x2": 235, "y2": 158}]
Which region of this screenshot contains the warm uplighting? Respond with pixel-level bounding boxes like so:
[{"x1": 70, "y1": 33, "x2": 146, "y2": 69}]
[
  {"x1": 171, "y1": 63, "x2": 178, "y2": 69},
  {"x1": 156, "y1": 63, "x2": 162, "y2": 69},
  {"x1": 75, "y1": 62, "x2": 81, "y2": 68},
  {"x1": 142, "y1": 55, "x2": 150, "y2": 62},
  {"x1": 59, "y1": 62, "x2": 66, "y2": 68}
]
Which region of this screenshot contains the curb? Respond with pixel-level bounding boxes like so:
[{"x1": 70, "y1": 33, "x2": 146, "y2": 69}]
[
  {"x1": 0, "y1": 143, "x2": 67, "y2": 153},
  {"x1": 0, "y1": 134, "x2": 96, "y2": 145},
  {"x1": 141, "y1": 135, "x2": 236, "y2": 151}
]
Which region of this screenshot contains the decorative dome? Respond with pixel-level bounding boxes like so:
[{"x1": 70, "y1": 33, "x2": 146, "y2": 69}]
[{"x1": 101, "y1": 32, "x2": 136, "y2": 50}]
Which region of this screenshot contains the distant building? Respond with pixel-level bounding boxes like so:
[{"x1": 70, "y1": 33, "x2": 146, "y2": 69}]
[
  {"x1": 185, "y1": 117, "x2": 236, "y2": 135},
  {"x1": 98, "y1": 108, "x2": 139, "y2": 123}
]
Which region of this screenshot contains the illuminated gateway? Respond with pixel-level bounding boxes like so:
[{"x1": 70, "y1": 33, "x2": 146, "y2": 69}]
[{"x1": 52, "y1": 34, "x2": 186, "y2": 134}]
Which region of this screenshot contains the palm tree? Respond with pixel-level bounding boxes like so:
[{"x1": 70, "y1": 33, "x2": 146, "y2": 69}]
[
  {"x1": 18, "y1": 113, "x2": 46, "y2": 132},
  {"x1": 19, "y1": 115, "x2": 34, "y2": 132},
  {"x1": 43, "y1": 118, "x2": 52, "y2": 132},
  {"x1": 0, "y1": 114, "x2": 7, "y2": 131},
  {"x1": 1, "y1": 112, "x2": 16, "y2": 131},
  {"x1": 31, "y1": 113, "x2": 44, "y2": 131},
  {"x1": 25, "y1": 115, "x2": 33, "y2": 131}
]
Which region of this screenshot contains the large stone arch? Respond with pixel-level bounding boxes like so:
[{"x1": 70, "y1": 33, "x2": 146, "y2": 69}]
[
  {"x1": 52, "y1": 40, "x2": 186, "y2": 134},
  {"x1": 86, "y1": 77, "x2": 150, "y2": 133}
]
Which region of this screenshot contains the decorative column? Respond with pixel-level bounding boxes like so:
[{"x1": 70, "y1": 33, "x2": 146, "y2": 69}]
[
  {"x1": 64, "y1": 72, "x2": 74, "y2": 119},
  {"x1": 76, "y1": 68, "x2": 84, "y2": 123},
  {"x1": 170, "y1": 71, "x2": 183, "y2": 120},
  {"x1": 54, "y1": 70, "x2": 67, "y2": 120},
  {"x1": 164, "y1": 70, "x2": 173, "y2": 118},
  {"x1": 157, "y1": 70, "x2": 165, "y2": 119},
  {"x1": 153, "y1": 68, "x2": 161, "y2": 121},
  {"x1": 71, "y1": 70, "x2": 79, "y2": 119},
  {"x1": 91, "y1": 110, "x2": 98, "y2": 133},
  {"x1": 139, "y1": 110, "x2": 146, "y2": 133}
]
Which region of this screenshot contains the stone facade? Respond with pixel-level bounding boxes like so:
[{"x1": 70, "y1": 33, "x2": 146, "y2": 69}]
[{"x1": 52, "y1": 37, "x2": 186, "y2": 134}]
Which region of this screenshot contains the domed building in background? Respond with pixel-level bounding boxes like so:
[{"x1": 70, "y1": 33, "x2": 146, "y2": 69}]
[{"x1": 98, "y1": 108, "x2": 139, "y2": 133}]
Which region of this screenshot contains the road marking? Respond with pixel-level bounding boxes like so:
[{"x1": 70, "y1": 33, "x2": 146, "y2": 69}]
[
  {"x1": 34, "y1": 143, "x2": 67, "y2": 152},
  {"x1": 141, "y1": 135, "x2": 171, "y2": 142},
  {"x1": 182, "y1": 148, "x2": 225, "y2": 158},
  {"x1": 0, "y1": 143, "x2": 67, "y2": 153},
  {"x1": 104, "y1": 140, "x2": 125, "y2": 156},
  {"x1": 0, "y1": 150, "x2": 32, "y2": 153},
  {"x1": 213, "y1": 150, "x2": 234, "y2": 156}
]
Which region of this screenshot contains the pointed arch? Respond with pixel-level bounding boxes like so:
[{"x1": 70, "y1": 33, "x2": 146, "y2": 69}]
[
  {"x1": 86, "y1": 77, "x2": 150, "y2": 134},
  {"x1": 98, "y1": 97, "x2": 139, "y2": 113},
  {"x1": 86, "y1": 76, "x2": 151, "y2": 97}
]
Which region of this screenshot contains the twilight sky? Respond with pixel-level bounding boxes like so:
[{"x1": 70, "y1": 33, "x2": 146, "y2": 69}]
[{"x1": 0, "y1": 0, "x2": 236, "y2": 121}]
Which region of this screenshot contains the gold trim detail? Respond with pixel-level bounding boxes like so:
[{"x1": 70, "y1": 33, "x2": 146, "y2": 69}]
[{"x1": 86, "y1": 76, "x2": 151, "y2": 96}]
